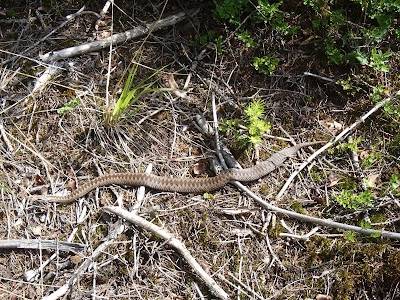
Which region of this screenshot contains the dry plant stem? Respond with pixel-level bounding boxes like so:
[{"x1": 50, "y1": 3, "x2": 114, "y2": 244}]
[
  {"x1": 303, "y1": 71, "x2": 335, "y2": 82},
  {"x1": 40, "y1": 11, "x2": 191, "y2": 63},
  {"x1": 31, "y1": 62, "x2": 64, "y2": 95},
  {"x1": 280, "y1": 226, "x2": 321, "y2": 240},
  {"x1": 237, "y1": 181, "x2": 400, "y2": 239},
  {"x1": 0, "y1": 119, "x2": 13, "y2": 152},
  {"x1": 132, "y1": 163, "x2": 153, "y2": 213},
  {"x1": 0, "y1": 239, "x2": 84, "y2": 252},
  {"x1": 104, "y1": 206, "x2": 229, "y2": 300},
  {"x1": 276, "y1": 92, "x2": 398, "y2": 199},
  {"x1": 265, "y1": 233, "x2": 286, "y2": 270}
]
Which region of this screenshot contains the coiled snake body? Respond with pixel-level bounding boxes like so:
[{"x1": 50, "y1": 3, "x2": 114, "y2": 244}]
[{"x1": 37, "y1": 142, "x2": 321, "y2": 204}]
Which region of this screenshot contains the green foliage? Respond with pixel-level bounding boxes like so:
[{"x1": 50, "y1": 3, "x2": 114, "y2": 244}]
[
  {"x1": 105, "y1": 51, "x2": 171, "y2": 125},
  {"x1": 236, "y1": 31, "x2": 256, "y2": 48},
  {"x1": 362, "y1": 149, "x2": 382, "y2": 168},
  {"x1": 58, "y1": 97, "x2": 80, "y2": 115},
  {"x1": 244, "y1": 98, "x2": 271, "y2": 145},
  {"x1": 213, "y1": 0, "x2": 250, "y2": 24},
  {"x1": 334, "y1": 189, "x2": 374, "y2": 210},
  {"x1": 191, "y1": 30, "x2": 216, "y2": 45},
  {"x1": 390, "y1": 174, "x2": 400, "y2": 190},
  {"x1": 253, "y1": 54, "x2": 279, "y2": 75},
  {"x1": 190, "y1": 30, "x2": 223, "y2": 54},
  {"x1": 304, "y1": 0, "x2": 398, "y2": 70},
  {"x1": 344, "y1": 231, "x2": 356, "y2": 242},
  {"x1": 356, "y1": 49, "x2": 391, "y2": 72},
  {"x1": 220, "y1": 98, "x2": 271, "y2": 149},
  {"x1": 337, "y1": 137, "x2": 364, "y2": 152},
  {"x1": 336, "y1": 77, "x2": 361, "y2": 95},
  {"x1": 0, "y1": 183, "x2": 14, "y2": 197},
  {"x1": 215, "y1": 35, "x2": 223, "y2": 55}
]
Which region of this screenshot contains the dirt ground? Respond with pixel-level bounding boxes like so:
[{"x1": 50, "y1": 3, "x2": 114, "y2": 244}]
[{"x1": 0, "y1": 1, "x2": 400, "y2": 299}]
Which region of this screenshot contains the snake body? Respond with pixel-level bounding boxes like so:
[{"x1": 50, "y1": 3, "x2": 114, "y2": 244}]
[{"x1": 39, "y1": 142, "x2": 321, "y2": 204}]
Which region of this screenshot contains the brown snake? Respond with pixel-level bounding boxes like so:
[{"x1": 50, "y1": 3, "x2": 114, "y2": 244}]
[{"x1": 34, "y1": 142, "x2": 322, "y2": 204}]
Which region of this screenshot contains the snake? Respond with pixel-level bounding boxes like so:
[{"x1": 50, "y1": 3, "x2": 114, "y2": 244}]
[{"x1": 33, "y1": 142, "x2": 322, "y2": 204}]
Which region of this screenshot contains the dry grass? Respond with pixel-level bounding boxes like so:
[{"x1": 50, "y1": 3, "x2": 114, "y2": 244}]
[{"x1": 0, "y1": 1, "x2": 399, "y2": 299}]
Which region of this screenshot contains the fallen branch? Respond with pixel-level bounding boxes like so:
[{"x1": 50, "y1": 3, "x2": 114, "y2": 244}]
[
  {"x1": 104, "y1": 206, "x2": 229, "y2": 300},
  {"x1": 39, "y1": 11, "x2": 193, "y2": 63},
  {"x1": 0, "y1": 239, "x2": 85, "y2": 252}
]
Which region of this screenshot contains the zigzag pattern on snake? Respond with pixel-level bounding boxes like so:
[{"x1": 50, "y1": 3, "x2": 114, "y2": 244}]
[{"x1": 33, "y1": 142, "x2": 322, "y2": 204}]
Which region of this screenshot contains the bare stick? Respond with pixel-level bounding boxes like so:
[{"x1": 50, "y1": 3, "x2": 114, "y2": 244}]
[
  {"x1": 40, "y1": 11, "x2": 192, "y2": 63},
  {"x1": 132, "y1": 163, "x2": 153, "y2": 213},
  {"x1": 276, "y1": 92, "x2": 398, "y2": 199},
  {"x1": 104, "y1": 206, "x2": 229, "y2": 300},
  {"x1": 0, "y1": 119, "x2": 13, "y2": 152},
  {"x1": 303, "y1": 71, "x2": 335, "y2": 82},
  {"x1": 236, "y1": 181, "x2": 400, "y2": 239},
  {"x1": 0, "y1": 239, "x2": 84, "y2": 252}
]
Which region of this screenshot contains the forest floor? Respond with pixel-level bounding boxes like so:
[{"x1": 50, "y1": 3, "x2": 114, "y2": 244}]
[{"x1": 0, "y1": 1, "x2": 399, "y2": 299}]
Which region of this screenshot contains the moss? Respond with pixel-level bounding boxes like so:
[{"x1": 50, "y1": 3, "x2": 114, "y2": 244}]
[
  {"x1": 305, "y1": 236, "x2": 335, "y2": 267},
  {"x1": 336, "y1": 176, "x2": 358, "y2": 190},
  {"x1": 290, "y1": 202, "x2": 306, "y2": 214},
  {"x1": 310, "y1": 168, "x2": 326, "y2": 185}
]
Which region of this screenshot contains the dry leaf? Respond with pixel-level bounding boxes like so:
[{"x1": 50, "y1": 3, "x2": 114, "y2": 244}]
[
  {"x1": 66, "y1": 180, "x2": 76, "y2": 191},
  {"x1": 168, "y1": 73, "x2": 188, "y2": 99},
  {"x1": 316, "y1": 294, "x2": 332, "y2": 300},
  {"x1": 365, "y1": 174, "x2": 379, "y2": 188},
  {"x1": 320, "y1": 119, "x2": 343, "y2": 135},
  {"x1": 168, "y1": 73, "x2": 179, "y2": 89},
  {"x1": 359, "y1": 150, "x2": 370, "y2": 160},
  {"x1": 231, "y1": 228, "x2": 253, "y2": 237},
  {"x1": 193, "y1": 162, "x2": 206, "y2": 175},
  {"x1": 71, "y1": 255, "x2": 82, "y2": 264},
  {"x1": 31, "y1": 225, "x2": 42, "y2": 236},
  {"x1": 34, "y1": 174, "x2": 46, "y2": 186},
  {"x1": 326, "y1": 176, "x2": 340, "y2": 187}
]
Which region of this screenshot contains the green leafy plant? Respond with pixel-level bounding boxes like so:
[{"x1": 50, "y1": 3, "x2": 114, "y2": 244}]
[
  {"x1": 390, "y1": 174, "x2": 400, "y2": 190},
  {"x1": 334, "y1": 189, "x2": 374, "y2": 210},
  {"x1": 356, "y1": 49, "x2": 391, "y2": 72},
  {"x1": 58, "y1": 97, "x2": 80, "y2": 115},
  {"x1": 336, "y1": 77, "x2": 361, "y2": 95},
  {"x1": 244, "y1": 98, "x2": 271, "y2": 146},
  {"x1": 236, "y1": 31, "x2": 256, "y2": 48},
  {"x1": 221, "y1": 98, "x2": 271, "y2": 149},
  {"x1": 304, "y1": 0, "x2": 398, "y2": 69},
  {"x1": 337, "y1": 137, "x2": 364, "y2": 152},
  {"x1": 344, "y1": 230, "x2": 356, "y2": 242},
  {"x1": 253, "y1": 54, "x2": 279, "y2": 75},
  {"x1": 105, "y1": 52, "x2": 171, "y2": 125},
  {"x1": 213, "y1": 0, "x2": 250, "y2": 24},
  {"x1": 215, "y1": 35, "x2": 223, "y2": 55},
  {"x1": 362, "y1": 148, "x2": 382, "y2": 168}
]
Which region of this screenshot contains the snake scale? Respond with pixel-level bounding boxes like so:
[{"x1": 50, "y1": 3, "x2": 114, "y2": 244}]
[{"x1": 36, "y1": 142, "x2": 322, "y2": 204}]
